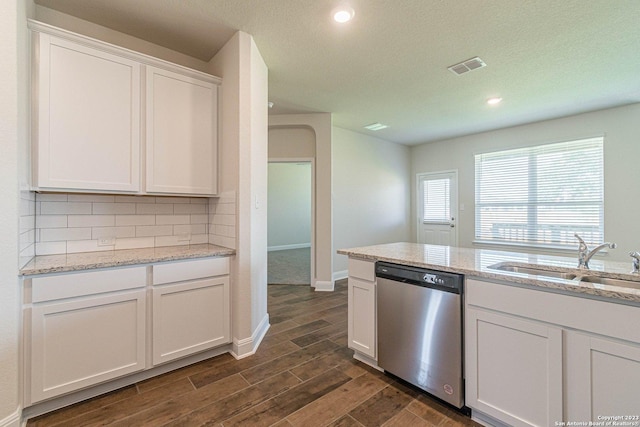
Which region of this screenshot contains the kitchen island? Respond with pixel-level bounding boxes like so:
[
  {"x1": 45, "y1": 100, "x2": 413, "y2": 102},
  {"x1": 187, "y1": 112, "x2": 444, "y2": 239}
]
[{"x1": 338, "y1": 242, "x2": 640, "y2": 427}]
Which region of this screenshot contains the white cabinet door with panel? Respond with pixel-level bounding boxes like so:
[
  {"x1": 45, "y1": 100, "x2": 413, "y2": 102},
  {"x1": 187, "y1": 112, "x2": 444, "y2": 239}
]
[
  {"x1": 33, "y1": 32, "x2": 141, "y2": 193},
  {"x1": 347, "y1": 258, "x2": 376, "y2": 361},
  {"x1": 565, "y1": 332, "x2": 640, "y2": 420},
  {"x1": 466, "y1": 307, "x2": 563, "y2": 427},
  {"x1": 27, "y1": 267, "x2": 146, "y2": 404},
  {"x1": 146, "y1": 66, "x2": 218, "y2": 196},
  {"x1": 152, "y1": 258, "x2": 230, "y2": 365}
]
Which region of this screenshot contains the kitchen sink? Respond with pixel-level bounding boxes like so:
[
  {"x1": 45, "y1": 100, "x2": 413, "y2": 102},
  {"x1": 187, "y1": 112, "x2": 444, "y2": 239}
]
[
  {"x1": 578, "y1": 275, "x2": 640, "y2": 290},
  {"x1": 489, "y1": 263, "x2": 578, "y2": 280}
]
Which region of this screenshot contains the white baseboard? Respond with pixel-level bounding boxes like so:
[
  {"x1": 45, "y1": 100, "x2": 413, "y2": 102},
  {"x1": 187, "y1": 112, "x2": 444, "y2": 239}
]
[
  {"x1": 230, "y1": 313, "x2": 270, "y2": 359},
  {"x1": 313, "y1": 280, "x2": 334, "y2": 292},
  {"x1": 267, "y1": 243, "x2": 311, "y2": 252},
  {"x1": 332, "y1": 270, "x2": 348, "y2": 282},
  {"x1": 0, "y1": 408, "x2": 21, "y2": 427}
]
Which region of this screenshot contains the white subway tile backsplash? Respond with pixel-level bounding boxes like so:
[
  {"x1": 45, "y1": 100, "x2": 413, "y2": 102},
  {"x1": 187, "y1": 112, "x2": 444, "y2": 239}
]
[
  {"x1": 41, "y1": 227, "x2": 92, "y2": 242},
  {"x1": 92, "y1": 202, "x2": 136, "y2": 215},
  {"x1": 156, "y1": 215, "x2": 190, "y2": 225},
  {"x1": 36, "y1": 215, "x2": 67, "y2": 229},
  {"x1": 68, "y1": 194, "x2": 116, "y2": 203},
  {"x1": 41, "y1": 201, "x2": 92, "y2": 215},
  {"x1": 174, "y1": 204, "x2": 207, "y2": 214},
  {"x1": 37, "y1": 193, "x2": 68, "y2": 202},
  {"x1": 190, "y1": 214, "x2": 209, "y2": 224},
  {"x1": 36, "y1": 241, "x2": 67, "y2": 255},
  {"x1": 92, "y1": 226, "x2": 136, "y2": 239},
  {"x1": 114, "y1": 237, "x2": 155, "y2": 250},
  {"x1": 136, "y1": 225, "x2": 173, "y2": 237},
  {"x1": 215, "y1": 203, "x2": 236, "y2": 215},
  {"x1": 115, "y1": 215, "x2": 156, "y2": 226},
  {"x1": 156, "y1": 197, "x2": 190, "y2": 204},
  {"x1": 136, "y1": 203, "x2": 174, "y2": 215},
  {"x1": 114, "y1": 195, "x2": 156, "y2": 203},
  {"x1": 32, "y1": 193, "x2": 219, "y2": 255},
  {"x1": 67, "y1": 239, "x2": 106, "y2": 253},
  {"x1": 68, "y1": 215, "x2": 115, "y2": 227}
]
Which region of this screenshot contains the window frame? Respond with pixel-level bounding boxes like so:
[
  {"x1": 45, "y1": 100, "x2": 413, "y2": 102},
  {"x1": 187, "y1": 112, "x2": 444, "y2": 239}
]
[{"x1": 473, "y1": 137, "x2": 604, "y2": 251}]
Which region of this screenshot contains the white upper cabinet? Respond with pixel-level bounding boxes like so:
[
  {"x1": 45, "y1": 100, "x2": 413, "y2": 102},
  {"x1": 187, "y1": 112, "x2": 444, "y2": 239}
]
[
  {"x1": 146, "y1": 67, "x2": 218, "y2": 196},
  {"x1": 30, "y1": 22, "x2": 220, "y2": 196},
  {"x1": 33, "y1": 33, "x2": 141, "y2": 192}
]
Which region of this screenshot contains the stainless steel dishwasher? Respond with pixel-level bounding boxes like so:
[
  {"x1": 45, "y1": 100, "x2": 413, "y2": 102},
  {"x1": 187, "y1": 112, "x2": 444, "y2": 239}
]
[{"x1": 376, "y1": 261, "x2": 464, "y2": 408}]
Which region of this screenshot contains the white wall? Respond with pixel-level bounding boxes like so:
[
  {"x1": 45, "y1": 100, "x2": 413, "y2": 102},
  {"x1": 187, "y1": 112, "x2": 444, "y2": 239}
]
[
  {"x1": 333, "y1": 127, "x2": 412, "y2": 277},
  {"x1": 208, "y1": 32, "x2": 269, "y2": 356},
  {"x1": 268, "y1": 163, "x2": 311, "y2": 250},
  {"x1": 411, "y1": 103, "x2": 640, "y2": 262},
  {"x1": 1, "y1": 0, "x2": 30, "y2": 424}
]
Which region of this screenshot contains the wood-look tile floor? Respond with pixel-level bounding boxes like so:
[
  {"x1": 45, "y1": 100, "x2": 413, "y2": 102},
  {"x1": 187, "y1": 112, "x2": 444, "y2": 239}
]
[{"x1": 28, "y1": 280, "x2": 481, "y2": 427}]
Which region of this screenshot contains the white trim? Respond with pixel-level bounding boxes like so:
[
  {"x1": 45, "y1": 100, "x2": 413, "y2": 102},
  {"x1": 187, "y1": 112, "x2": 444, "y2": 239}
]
[
  {"x1": 0, "y1": 408, "x2": 21, "y2": 427},
  {"x1": 333, "y1": 270, "x2": 348, "y2": 282},
  {"x1": 267, "y1": 243, "x2": 311, "y2": 252},
  {"x1": 352, "y1": 352, "x2": 382, "y2": 371},
  {"x1": 471, "y1": 409, "x2": 513, "y2": 427},
  {"x1": 313, "y1": 280, "x2": 334, "y2": 292},
  {"x1": 230, "y1": 313, "x2": 270, "y2": 359}
]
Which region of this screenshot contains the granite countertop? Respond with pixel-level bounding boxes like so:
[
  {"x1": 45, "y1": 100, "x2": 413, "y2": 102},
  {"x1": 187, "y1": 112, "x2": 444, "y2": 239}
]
[
  {"x1": 20, "y1": 244, "x2": 235, "y2": 275},
  {"x1": 338, "y1": 242, "x2": 640, "y2": 304}
]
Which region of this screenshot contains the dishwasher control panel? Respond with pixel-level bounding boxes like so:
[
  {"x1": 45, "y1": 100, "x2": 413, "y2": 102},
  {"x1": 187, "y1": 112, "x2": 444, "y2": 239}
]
[{"x1": 375, "y1": 261, "x2": 463, "y2": 293}]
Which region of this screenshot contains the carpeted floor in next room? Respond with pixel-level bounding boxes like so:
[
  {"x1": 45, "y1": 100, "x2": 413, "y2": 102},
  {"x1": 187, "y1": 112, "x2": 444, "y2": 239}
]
[{"x1": 268, "y1": 247, "x2": 311, "y2": 285}]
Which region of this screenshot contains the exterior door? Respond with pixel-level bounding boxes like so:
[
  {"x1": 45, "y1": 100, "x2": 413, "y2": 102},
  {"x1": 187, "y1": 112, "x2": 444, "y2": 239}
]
[{"x1": 417, "y1": 171, "x2": 458, "y2": 245}]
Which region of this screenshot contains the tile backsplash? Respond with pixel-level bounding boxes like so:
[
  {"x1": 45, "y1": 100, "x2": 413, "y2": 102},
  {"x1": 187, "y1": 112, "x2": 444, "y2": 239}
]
[
  {"x1": 35, "y1": 193, "x2": 212, "y2": 255},
  {"x1": 19, "y1": 190, "x2": 36, "y2": 267},
  {"x1": 209, "y1": 190, "x2": 237, "y2": 250}
]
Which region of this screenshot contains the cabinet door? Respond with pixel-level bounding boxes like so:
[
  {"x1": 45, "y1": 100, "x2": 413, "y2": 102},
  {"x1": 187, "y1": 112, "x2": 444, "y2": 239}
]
[
  {"x1": 29, "y1": 290, "x2": 146, "y2": 403},
  {"x1": 566, "y1": 332, "x2": 640, "y2": 420},
  {"x1": 146, "y1": 66, "x2": 218, "y2": 195},
  {"x1": 34, "y1": 33, "x2": 141, "y2": 192},
  {"x1": 152, "y1": 277, "x2": 230, "y2": 365},
  {"x1": 466, "y1": 308, "x2": 563, "y2": 427},
  {"x1": 347, "y1": 277, "x2": 376, "y2": 359}
]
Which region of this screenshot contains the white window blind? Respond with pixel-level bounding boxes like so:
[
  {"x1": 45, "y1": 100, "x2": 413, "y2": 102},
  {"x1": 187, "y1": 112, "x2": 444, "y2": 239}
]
[
  {"x1": 474, "y1": 137, "x2": 604, "y2": 248},
  {"x1": 423, "y1": 178, "x2": 450, "y2": 223}
]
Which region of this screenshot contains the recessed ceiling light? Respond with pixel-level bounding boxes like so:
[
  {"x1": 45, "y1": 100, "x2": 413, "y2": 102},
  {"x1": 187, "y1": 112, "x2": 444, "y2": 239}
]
[
  {"x1": 333, "y1": 6, "x2": 355, "y2": 23},
  {"x1": 364, "y1": 122, "x2": 388, "y2": 131},
  {"x1": 487, "y1": 97, "x2": 503, "y2": 105},
  {"x1": 268, "y1": 101, "x2": 274, "y2": 108}
]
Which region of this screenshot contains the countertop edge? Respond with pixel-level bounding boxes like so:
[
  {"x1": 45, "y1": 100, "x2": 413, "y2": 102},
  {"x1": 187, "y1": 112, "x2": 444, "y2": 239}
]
[
  {"x1": 20, "y1": 244, "x2": 236, "y2": 276},
  {"x1": 338, "y1": 245, "x2": 640, "y2": 305}
]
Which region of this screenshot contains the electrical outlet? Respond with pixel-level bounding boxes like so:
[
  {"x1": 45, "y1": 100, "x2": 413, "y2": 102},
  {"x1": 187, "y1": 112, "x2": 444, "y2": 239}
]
[
  {"x1": 98, "y1": 236, "x2": 115, "y2": 246},
  {"x1": 177, "y1": 233, "x2": 191, "y2": 242}
]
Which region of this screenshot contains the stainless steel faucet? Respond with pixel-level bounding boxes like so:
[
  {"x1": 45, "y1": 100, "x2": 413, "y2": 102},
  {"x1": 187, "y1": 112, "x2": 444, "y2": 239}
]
[
  {"x1": 630, "y1": 251, "x2": 640, "y2": 274},
  {"x1": 574, "y1": 233, "x2": 617, "y2": 269}
]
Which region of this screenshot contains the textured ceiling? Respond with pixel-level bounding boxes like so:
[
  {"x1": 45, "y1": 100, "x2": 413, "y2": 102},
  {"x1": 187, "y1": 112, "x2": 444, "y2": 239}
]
[{"x1": 34, "y1": 0, "x2": 640, "y2": 145}]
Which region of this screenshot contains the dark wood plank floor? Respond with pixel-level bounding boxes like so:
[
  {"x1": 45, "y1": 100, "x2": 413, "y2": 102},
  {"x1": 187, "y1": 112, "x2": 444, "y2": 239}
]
[{"x1": 28, "y1": 280, "x2": 480, "y2": 427}]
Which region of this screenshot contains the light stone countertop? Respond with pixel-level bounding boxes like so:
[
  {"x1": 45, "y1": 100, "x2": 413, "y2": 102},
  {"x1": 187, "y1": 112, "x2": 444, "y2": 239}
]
[
  {"x1": 20, "y1": 244, "x2": 235, "y2": 276},
  {"x1": 338, "y1": 242, "x2": 640, "y2": 305}
]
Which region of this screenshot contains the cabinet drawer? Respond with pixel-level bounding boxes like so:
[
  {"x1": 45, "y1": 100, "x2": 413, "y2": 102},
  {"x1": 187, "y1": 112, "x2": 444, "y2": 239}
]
[
  {"x1": 153, "y1": 257, "x2": 229, "y2": 285},
  {"x1": 348, "y1": 258, "x2": 375, "y2": 282},
  {"x1": 31, "y1": 266, "x2": 146, "y2": 303}
]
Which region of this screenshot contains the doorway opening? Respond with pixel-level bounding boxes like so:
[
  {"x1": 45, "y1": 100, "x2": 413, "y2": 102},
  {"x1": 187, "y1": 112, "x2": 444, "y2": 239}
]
[{"x1": 267, "y1": 161, "x2": 314, "y2": 285}]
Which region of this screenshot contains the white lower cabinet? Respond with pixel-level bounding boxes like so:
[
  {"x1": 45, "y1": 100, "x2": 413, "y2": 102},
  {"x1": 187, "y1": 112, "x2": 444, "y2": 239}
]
[
  {"x1": 466, "y1": 278, "x2": 640, "y2": 426},
  {"x1": 24, "y1": 256, "x2": 231, "y2": 405},
  {"x1": 466, "y1": 308, "x2": 563, "y2": 426},
  {"x1": 152, "y1": 263, "x2": 230, "y2": 365},
  {"x1": 565, "y1": 332, "x2": 640, "y2": 420},
  {"x1": 27, "y1": 267, "x2": 147, "y2": 404},
  {"x1": 347, "y1": 258, "x2": 376, "y2": 361}
]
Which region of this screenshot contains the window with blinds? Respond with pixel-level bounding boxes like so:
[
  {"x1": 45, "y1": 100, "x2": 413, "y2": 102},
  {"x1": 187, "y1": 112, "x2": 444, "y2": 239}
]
[
  {"x1": 474, "y1": 137, "x2": 604, "y2": 248},
  {"x1": 422, "y1": 178, "x2": 450, "y2": 223}
]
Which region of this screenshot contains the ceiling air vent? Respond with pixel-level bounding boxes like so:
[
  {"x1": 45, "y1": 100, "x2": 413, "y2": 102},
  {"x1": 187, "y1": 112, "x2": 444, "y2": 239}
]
[{"x1": 447, "y1": 57, "x2": 486, "y2": 75}]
